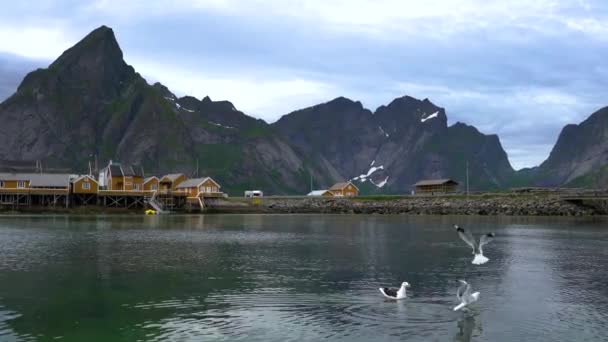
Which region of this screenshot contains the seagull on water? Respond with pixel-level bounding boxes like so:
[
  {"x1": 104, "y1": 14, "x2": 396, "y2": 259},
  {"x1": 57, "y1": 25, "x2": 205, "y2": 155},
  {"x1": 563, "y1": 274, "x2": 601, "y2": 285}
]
[
  {"x1": 453, "y1": 280, "x2": 480, "y2": 311},
  {"x1": 454, "y1": 225, "x2": 495, "y2": 265},
  {"x1": 379, "y1": 282, "x2": 411, "y2": 300}
]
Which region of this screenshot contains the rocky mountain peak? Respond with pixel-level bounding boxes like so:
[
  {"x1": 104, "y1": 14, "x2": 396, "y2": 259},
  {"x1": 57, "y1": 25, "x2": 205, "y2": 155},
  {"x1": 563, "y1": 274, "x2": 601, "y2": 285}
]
[{"x1": 17, "y1": 25, "x2": 135, "y2": 101}]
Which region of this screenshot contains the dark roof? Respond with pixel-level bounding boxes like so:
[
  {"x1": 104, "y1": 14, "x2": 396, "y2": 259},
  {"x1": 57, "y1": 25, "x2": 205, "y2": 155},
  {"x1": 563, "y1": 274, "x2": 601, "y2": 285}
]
[
  {"x1": 414, "y1": 179, "x2": 459, "y2": 186},
  {"x1": 109, "y1": 164, "x2": 123, "y2": 177},
  {"x1": 122, "y1": 165, "x2": 143, "y2": 177}
]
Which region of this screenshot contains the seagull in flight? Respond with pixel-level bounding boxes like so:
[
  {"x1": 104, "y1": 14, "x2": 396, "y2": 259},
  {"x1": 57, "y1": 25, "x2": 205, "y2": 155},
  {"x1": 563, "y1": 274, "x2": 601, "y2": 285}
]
[
  {"x1": 454, "y1": 225, "x2": 495, "y2": 265},
  {"x1": 453, "y1": 280, "x2": 480, "y2": 311},
  {"x1": 379, "y1": 282, "x2": 411, "y2": 300}
]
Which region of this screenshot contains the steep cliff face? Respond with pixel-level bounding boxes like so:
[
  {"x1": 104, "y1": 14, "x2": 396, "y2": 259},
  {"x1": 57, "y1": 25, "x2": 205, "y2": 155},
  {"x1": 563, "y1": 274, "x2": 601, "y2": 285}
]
[
  {"x1": 0, "y1": 26, "x2": 326, "y2": 195},
  {"x1": 529, "y1": 107, "x2": 608, "y2": 187},
  {"x1": 0, "y1": 25, "x2": 520, "y2": 195},
  {"x1": 274, "y1": 96, "x2": 515, "y2": 192}
]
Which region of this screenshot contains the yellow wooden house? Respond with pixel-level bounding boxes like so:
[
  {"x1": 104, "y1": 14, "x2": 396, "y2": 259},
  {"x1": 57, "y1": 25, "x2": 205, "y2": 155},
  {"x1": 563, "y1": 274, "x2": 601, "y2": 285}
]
[
  {"x1": 159, "y1": 174, "x2": 187, "y2": 193},
  {"x1": 328, "y1": 181, "x2": 359, "y2": 197},
  {"x1": 143, "y1": 176, "x2": 159, "y2": 191},
  {"x1": 71, "y1": 175, "x2": 99, "y2": 194},
  {"x1": 122, "y1": 166, "x2": 144, "y2": 191},
  {"x1": 175, "y1": 177, "x2": 222, "y2": 198}
]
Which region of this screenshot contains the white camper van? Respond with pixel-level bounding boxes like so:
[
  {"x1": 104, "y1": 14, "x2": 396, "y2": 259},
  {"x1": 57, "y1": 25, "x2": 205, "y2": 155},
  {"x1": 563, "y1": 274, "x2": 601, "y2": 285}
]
[{"x1": 244, "y1": 190, "x2": 263, "y2": 198}]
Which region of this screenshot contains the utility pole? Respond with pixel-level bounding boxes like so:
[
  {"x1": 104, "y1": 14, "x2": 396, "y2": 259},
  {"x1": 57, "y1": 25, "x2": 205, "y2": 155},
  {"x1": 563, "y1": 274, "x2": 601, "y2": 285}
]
[
  {"x1": 466, "y1": 161, "x2": 470, "y2": 196},
  {"x1": 310, "y1": 173, "x2": 313, "y2": 192},
  {"x1": 196, "y1": 159, "x2": 199, "y2": 177}
]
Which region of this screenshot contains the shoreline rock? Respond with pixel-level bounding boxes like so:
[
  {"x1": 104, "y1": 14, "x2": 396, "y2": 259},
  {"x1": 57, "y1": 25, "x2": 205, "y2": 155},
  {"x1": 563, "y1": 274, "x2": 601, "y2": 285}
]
[{"x1": 210, "y1": 196, "x2": 599, "y2": 216}]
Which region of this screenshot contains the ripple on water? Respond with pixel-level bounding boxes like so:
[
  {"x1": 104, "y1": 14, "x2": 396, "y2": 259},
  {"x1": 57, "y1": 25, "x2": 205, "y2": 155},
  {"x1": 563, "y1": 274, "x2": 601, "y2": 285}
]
[{"x1": 130, "y1": 289, "x2": 462, "y2": 341}]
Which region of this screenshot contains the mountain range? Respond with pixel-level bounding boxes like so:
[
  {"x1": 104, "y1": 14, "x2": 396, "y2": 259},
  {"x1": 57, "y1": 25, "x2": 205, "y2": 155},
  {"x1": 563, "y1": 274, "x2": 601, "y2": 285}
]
[{"x1": 0, "y1": 26, "x2": 605, "y2": 195}]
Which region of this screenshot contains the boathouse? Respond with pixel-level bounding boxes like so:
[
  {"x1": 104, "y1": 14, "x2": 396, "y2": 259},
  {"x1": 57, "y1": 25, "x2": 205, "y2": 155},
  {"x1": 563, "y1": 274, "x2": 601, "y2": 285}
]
[
  {"x1": 143, "y1": 176, "x2": 159, "y2": 191},
  {"x1": 175, "y1": 177, "x2": 222, "y2": 198},
  {"x1": 70, "y1": 175, "x2": 98, "y2": 205},
  {"x1": 99, "y1": 162, "x2": 125, "y2": 190},
  {"x1": 0, "y1": 173, "x2": 71, "y2": 207},
  {"x1": 122, "y1": 166, "x2": 144, "y2": 191},
  {"x1": 159, "y1": 174, "x2": 187, "y2": 193},
  {"x1": 328, "y1": 182, "x2": 359, "y2": 197},
  {"x1": 414, "y1": 179, "x2": 459, "y2": 194}
]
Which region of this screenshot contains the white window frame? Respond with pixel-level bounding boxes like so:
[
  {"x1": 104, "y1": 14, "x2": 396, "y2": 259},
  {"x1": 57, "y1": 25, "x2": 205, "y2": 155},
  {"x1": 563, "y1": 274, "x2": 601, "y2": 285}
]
[
  {"x1": 82, "y1": 182, "x2": 90, "y2": 190},
  {"x1": 133, "y1": 183, "x2": 139, "y2": 190},
  {"x1": 17, "y1": 181, "x2": 25, "y2": 188}
]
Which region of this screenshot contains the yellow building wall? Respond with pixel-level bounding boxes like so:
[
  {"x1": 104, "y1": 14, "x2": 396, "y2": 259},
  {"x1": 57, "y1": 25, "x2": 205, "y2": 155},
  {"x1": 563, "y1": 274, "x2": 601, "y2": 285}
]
[
  {"x1": 0, "y1": 180, "x2": 30, "y2": 188},
  {"x1": 343, "y1": 184, "x2": 358, "y2": 197},
  {"x1": 159, "y1": 175, "x2": 187, "y2": 191},
  {"x1": 123, "y1": 176, "x2": 143, "y2": 191},
  {"x1": 172, "y1": 175, "x2": 187, "y2": 190},
  {"x1": 185, "y1": 187, "x2": 198, "y2": 197},
  {"x1": 144, "y1": 179, "x2": 159, "y2": 191},
  {"x1": 199, "y1": 179, "x2": 220, "y2": 194},
  {"x1": 109, "y1": 175, "x2": 124, "y2": 191},
  {"x1": 322, "y1": 191, "x2": 334, "y2": 197},
  {"x1": 73, "y1": 178, "x2": 98, "y2": 194}
]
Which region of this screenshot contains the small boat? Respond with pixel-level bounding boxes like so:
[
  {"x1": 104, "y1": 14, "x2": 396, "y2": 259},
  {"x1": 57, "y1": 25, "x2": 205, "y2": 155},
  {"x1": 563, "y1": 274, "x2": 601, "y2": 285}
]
[{"x1": 145, "y1": 209, "x2": 157, "y2": 215}]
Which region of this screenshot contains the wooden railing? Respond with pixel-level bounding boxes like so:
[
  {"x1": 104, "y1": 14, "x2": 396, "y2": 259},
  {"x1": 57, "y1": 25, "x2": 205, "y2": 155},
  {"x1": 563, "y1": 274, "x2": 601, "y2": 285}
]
[{"x1": 0, "y1": 188, "x2": 68, "y2": 195}]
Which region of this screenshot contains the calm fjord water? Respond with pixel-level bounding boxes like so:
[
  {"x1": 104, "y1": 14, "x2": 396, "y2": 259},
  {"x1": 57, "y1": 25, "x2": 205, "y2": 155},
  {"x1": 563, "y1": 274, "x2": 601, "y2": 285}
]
[{"x1": 0, "y1": 214, "x2": 606, "y2": 341}]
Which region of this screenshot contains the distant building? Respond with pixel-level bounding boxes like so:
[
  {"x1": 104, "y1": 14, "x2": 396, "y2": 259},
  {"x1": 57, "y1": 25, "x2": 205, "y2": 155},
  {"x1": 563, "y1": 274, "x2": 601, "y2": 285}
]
[
  {"x1": 328, "y1": 181, "x2": 359, "y2": 197},
  {"x1": 121, "y1": 165, "x2": 144, "y2": 191},
  {"x1": 98, "y1": 161, "x2": 143, "y2": 191},
  {"x1": 159, "y1": 173, "x2": 187, "y2": 193},
  {"x1": 71, "y1": 175, "x2": 99, "y2": 194},
  {"x1": 143, "y1": 176, "x2": 159, "y2": 191},
  {"x1": 175, "y1": 177, "x2": 222, "y2": 198},
  {"x1": 414, "y1": 179, "x2": 459, "y2": 194},
  {"x1": 0, "y1": 173, "x2": 72, "y2": 191},
  {"x1": 245, "y1": 190, "x2": 263, "y2": 198},
  {"x1": 307, "y1": 190, "x2": 333, "y2": 197}
]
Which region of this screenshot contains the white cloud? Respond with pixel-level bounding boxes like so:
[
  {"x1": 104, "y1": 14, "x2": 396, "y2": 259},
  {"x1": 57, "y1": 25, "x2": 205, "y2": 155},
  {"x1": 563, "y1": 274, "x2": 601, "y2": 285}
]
[
  {"x1": 0, "y1": 26, "x2": 74, "y2": 60},
  {"x1": 132, "y1": 58, "x2": 338, "y2": 120}
]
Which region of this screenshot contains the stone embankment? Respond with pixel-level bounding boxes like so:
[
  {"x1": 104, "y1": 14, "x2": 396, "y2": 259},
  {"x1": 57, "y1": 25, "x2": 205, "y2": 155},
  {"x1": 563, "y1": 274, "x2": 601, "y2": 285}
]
[{"x1": 213, "y1": 195, "x2": 599, "y2": 216}]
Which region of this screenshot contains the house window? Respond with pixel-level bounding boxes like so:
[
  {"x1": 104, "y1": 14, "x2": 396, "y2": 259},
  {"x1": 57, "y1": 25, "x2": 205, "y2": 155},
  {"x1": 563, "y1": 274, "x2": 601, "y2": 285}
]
[
  {"x1": 151, "y1": 184, "x2": 157, "y2": 190},
  {"x1": 17, "y1": 181, "x2": 25, "y2": 188},
  {"x1": 134, "y1": 184, "x2": 139, "y2": 190},
  {"x1": 0, "y1": 181, "x2": 3, "y2": 188},
  {"x1": 83, "y1": 182, "x2": 90, "y2": 190}
]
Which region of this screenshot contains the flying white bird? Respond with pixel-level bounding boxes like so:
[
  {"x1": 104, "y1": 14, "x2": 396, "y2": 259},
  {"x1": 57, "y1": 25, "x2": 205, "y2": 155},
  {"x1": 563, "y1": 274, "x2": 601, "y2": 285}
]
[
  {"x1": 454, "y1": 225, "x2": 495, "y2": 265},
  {"x1": 453, "y1": 280, "x2": 480, "y2": 311},
  {"x1": 379, "y1": 282, "x2": 411, "y2": 300}
]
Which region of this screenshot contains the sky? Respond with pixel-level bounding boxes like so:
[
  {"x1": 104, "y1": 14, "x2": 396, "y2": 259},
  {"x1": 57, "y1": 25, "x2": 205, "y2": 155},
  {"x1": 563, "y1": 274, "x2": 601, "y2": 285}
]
[{"x1": 0, "y1": 0, "x2": 607, "y2": 170}]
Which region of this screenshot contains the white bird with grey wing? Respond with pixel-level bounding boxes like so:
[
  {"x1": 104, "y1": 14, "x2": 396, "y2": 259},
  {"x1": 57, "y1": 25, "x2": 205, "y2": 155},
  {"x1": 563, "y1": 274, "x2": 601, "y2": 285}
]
[
  {"x1": 454, "y1": 225, "x2": 495, "y2": 265},
  {"x1": 379, "y1": 282, "x2": 410, "y2": 300},
  {"x1": 453, "y1": 280, "x2": 480, "y2": 311}
]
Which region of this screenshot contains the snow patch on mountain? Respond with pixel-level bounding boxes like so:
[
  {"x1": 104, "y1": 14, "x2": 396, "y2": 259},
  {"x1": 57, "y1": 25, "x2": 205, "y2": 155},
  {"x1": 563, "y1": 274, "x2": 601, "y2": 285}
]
[
  {"x1": 352, "y1": 163, "x2": 388, "y2": 188},
  {"x1": 420, "y1": 111, "x2": 439, "y2": 123}
]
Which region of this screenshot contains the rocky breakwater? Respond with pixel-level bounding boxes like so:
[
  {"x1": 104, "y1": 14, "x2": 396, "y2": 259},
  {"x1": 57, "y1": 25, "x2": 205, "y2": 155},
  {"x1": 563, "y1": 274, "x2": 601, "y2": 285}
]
[{"x1": 260, "y1": 195, "x2": 598, "y2": 216}]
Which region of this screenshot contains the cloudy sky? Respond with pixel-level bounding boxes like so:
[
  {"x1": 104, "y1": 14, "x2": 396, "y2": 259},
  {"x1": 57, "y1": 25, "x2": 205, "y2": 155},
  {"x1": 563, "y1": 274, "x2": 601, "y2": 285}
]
[{"x1": 1, "y1": 0, "x2": 607, "y2": 169}]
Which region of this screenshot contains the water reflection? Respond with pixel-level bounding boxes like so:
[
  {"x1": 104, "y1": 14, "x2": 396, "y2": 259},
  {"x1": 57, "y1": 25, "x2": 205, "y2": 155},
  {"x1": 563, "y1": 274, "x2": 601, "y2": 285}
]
[
  {"x1": 454, "y1": 313, "x2": 479, "y2": 342},
  {"x1": 0, "y1": 215, "x2": 605, "y2": 341}
]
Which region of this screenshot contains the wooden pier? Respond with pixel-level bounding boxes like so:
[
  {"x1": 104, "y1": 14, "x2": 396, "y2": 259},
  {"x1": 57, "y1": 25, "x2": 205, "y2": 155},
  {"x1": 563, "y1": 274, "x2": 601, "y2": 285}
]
[{"x1": 0, "y1": 168, "x2": 226, "y2": 212}]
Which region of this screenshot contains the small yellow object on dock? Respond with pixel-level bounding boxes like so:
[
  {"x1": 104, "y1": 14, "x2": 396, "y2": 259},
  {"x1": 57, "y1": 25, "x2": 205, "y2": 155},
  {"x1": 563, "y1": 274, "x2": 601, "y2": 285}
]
[{"x1": 145, "y1": 209, "x2": 157, "y2": 215}]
